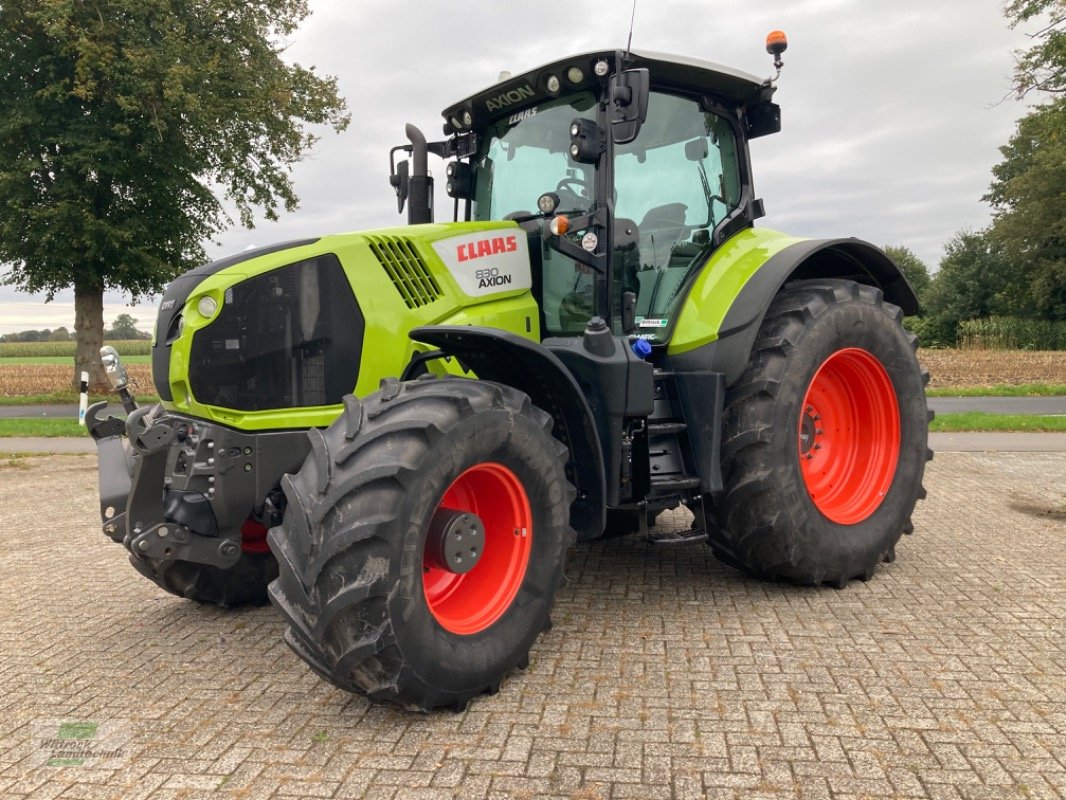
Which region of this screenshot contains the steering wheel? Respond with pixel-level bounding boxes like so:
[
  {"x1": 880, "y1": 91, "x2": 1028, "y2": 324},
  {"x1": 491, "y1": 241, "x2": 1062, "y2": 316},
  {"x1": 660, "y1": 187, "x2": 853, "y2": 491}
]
[{"x1": 554, "y1": 178, "x2": 589, "y2": 212}]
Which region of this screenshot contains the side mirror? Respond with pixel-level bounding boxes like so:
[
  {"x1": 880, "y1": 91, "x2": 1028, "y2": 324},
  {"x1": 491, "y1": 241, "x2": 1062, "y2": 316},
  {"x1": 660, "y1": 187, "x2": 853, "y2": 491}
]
[
  {"x1": 389, "y1": 158, "x2": 409, "y2": 213},
  {"x1": 608, "y1": 68, "x2": 650, "y2": 144},
  {"x1": 746, "y1": 101, "x2": 781, "y2": 139}
]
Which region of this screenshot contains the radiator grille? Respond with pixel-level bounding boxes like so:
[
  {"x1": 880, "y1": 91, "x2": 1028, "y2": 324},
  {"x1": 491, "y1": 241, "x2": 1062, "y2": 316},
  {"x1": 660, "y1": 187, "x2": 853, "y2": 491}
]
[{"x1": 367, "y1": 236, "x2": 442, "y2": 308}]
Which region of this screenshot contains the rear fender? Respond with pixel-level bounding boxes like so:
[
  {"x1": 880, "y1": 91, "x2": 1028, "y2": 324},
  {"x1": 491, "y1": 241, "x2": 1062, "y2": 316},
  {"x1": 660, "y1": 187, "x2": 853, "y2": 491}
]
[
  {"x1": 410, "y1": 325, "x2": 605, "y2": 540},
  {"x1": 667, "y1": 235, "x2": 918, "y2": 384}
]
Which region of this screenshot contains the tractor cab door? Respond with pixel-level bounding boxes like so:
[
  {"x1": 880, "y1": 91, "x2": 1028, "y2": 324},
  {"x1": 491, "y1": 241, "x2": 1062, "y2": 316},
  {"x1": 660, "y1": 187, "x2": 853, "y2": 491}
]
[
  {"x1": 470, "y1": 92, "x2": 601, "y2": 337},
  {"x1": 611, "y1": 92, "x2": 744, "y2": 342}
]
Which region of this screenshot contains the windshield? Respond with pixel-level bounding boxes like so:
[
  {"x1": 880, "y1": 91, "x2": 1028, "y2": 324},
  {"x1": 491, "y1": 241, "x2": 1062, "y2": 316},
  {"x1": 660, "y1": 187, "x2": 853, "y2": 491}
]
[{"x1": 473, "y1": 92, "x2": 597, "y2": 221}]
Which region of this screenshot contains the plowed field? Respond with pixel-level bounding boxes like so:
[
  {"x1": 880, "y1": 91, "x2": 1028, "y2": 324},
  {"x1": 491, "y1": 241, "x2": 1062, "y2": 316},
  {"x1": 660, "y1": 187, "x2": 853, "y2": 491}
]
[
  {"x1": 2, "y1": 351, "x2": 1064, "y2": 396},
  {"x1": 918, "y1": 349, "x2": 1066, "y2": 389},
  {"x1": 0, "y1": 363, "x2": 152, "y2": 397}
]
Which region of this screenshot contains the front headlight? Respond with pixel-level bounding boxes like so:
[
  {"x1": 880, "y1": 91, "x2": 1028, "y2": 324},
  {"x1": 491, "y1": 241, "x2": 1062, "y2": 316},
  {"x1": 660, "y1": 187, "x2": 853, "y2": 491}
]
[{"x1": 197, "y1": 295, "x2": 218, "y2": 319}]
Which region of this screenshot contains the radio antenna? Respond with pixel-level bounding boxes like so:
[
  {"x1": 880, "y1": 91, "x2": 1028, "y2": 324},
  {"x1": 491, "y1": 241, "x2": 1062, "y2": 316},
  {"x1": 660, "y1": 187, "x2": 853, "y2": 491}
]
[{"x1": 624, "y1": 0, "x2": 638, "y2": 62}]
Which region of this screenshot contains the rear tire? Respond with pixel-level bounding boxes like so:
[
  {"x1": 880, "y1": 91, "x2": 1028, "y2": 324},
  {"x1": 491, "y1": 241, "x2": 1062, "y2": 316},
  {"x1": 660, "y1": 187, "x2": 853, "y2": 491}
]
[
  {"x1": 709, "y1": 279, "x2": 931, "y2": 586},
  {"x1": 268, "y1": 378, "x2": 574, "y2": 711}
]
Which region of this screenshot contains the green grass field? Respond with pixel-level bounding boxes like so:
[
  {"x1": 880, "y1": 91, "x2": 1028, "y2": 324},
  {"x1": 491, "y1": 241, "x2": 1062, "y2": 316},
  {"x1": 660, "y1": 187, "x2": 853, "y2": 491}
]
[
  {"x1": 0, "y1": 418, "x2": 89, "y2": 437},
  {"x1": 928, "y1": 413, "x2": 1066, "y2": 433},
  {"x1": 3, "y1": 412, "x2": 1064, "y2": 437}
]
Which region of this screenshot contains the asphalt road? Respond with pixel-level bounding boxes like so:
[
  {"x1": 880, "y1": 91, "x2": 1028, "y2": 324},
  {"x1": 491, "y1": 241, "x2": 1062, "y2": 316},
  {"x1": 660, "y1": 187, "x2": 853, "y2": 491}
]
[
  {"x1": 3, "y1": 396, "x2": 1065, "y2": 419},
  {"x1": 928, "y1": 396, "x2": 1066, "y2": 415}
]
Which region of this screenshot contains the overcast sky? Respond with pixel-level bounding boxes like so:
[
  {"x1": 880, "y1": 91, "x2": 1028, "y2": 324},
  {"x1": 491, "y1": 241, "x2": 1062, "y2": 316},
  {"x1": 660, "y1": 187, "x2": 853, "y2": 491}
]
[{"x1": 0, "y1": 0, "x2": 1040, "y2": 334}]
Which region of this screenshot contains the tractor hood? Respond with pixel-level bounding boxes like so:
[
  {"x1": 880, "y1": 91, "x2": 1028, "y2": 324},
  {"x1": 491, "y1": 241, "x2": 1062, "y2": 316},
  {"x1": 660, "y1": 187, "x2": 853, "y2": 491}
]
[
  {"x1": 149, "y1": 222, "x2": 540, "y2": 430},
  {"x1": 151, "y1": 238, "x2": 322, "y2": 401}
]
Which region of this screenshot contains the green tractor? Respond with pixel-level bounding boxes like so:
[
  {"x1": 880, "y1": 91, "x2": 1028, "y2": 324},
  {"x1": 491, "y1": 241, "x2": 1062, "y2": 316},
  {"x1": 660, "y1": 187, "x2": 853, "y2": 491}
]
[{"x1": 89, "y1": 35, "x2": 931, "y2": 711}]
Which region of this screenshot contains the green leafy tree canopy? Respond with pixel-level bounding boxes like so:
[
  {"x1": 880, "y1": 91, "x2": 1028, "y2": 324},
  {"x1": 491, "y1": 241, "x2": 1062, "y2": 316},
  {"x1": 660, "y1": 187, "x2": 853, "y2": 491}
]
[
  {"x1": 106, "y1": 312, "x2": 148, "y2": 340},
  {"x1": 883, "y1": 245, "x2": 932, "y2": 312},
  {"x1": 985, "y1": 100, "x2": 1066, "y2": 319},
  {"x1": 984, "y1": 1, "x2": 1066, "y2": 322},
  {"x1": 0, "y1": 0, "x2": 349, "y2": 387},
  {"x1": 1005, "y1": 0, "x2": 1065, "y2": 97},
  {"x1": 922, "y1": 230, "x2": 1015, "y2": 346}
]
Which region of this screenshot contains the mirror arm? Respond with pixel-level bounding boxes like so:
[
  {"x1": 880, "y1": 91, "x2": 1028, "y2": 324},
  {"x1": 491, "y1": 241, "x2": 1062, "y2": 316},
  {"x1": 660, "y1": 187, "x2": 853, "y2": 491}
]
[{"x1": 545, "y1": 207, "x2": 609, "y2": 274}]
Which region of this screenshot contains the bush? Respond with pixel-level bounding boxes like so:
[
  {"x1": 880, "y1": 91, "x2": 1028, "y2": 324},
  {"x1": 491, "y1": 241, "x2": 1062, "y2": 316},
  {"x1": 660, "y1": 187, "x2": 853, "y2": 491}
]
[
  {"x1": 903, "y1": 316, "x2": 956, "y2": 348},
  {"x1": 0, "y1": 339, "x2": 152, "y2": 358},
  {"x1": 957, "y1": 317, "x2": 1066, "y2": 350}
]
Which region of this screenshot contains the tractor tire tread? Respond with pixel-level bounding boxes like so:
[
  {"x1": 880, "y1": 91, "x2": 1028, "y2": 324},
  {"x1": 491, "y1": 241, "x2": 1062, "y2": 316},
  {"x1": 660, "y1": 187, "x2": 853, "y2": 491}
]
[
  {"x1": 708, "y1": 278, "x2": 930, "y2": 587},
  {"x1": 268, "y1": 377, "x2": 574, "y2": 711},
  {"x1": 130, "y1": 549, "x2": 278, "y2": 608}
]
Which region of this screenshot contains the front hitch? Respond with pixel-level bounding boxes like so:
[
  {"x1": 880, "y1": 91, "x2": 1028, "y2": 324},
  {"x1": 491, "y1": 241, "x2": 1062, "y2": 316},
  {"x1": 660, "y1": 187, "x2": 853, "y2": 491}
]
[
  {"x1": 87, "y1": 345, "x2": 141, "y2": 541},
  {"x1": 122, "y1": 411, "x2": 239, "y2": 569}
]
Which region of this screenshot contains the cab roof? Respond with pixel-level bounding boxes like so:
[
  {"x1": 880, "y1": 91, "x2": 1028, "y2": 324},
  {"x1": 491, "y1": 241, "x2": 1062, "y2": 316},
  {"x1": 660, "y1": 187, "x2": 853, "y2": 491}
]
[{"x1": 442, "y1": 48, "x2": 774, "y2": 131}]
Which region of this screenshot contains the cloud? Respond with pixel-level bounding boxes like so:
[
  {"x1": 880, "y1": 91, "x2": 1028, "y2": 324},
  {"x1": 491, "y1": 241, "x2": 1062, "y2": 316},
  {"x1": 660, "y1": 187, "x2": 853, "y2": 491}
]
[
  {"x1": 0, "y1": 299, "x2": 155, "y2": 336},
  {"x1": 1, "y1": 0, "x2": 1039, "y2": 334}
]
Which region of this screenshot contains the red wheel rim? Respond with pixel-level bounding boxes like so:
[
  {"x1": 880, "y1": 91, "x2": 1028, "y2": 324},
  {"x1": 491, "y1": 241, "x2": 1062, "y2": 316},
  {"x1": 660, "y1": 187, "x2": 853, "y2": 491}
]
[
  {"x1": 241, "y1": 518, "x2": 270, "y2": 554},
  {"x1": 798, "y1": 348, "x2": 900, "y2": 525},
  {"x1": 422, "y1": 463, "x2": 532, "y2": 635}
]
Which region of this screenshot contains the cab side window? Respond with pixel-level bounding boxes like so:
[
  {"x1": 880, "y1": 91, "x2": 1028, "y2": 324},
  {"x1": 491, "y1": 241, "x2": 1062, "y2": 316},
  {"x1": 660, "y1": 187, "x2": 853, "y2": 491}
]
[{"x1": 613, "y1": 93, "x2": 742, "y2": 326}]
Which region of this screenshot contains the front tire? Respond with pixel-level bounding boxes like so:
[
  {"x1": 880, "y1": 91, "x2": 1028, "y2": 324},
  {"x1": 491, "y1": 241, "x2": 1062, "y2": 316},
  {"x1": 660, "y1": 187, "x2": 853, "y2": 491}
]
[
  {"x1": 268, "y1": 378, "x2": 574, "y2": 711},
  {"x1": 709, "y1": 279, "x2": 931, "y2": 586},
  {"x1": 129, "y1": 541, "x2": 277, "y2": 607}
]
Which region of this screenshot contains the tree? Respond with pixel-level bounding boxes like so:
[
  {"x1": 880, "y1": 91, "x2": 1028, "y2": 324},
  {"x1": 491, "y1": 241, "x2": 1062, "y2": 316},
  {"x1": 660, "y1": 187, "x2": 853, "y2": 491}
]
[
  {"x1": 105, "y1": 313, "x2": 146, "y2": 340},
  {"x1": 883, "y1": 245, "x2": 932, "y2": 312},
  {"x1": 922, "y1": 230, "x2": 1015, "y2": 346},
  {"x1": 984, "y1": 99, "x2": 1066, "y2": 320},
  {"x1": 0, "y1": 1, "x2": 349, "y2": 389},
  {"x1": 985, "y1": 1, "x2": 1066, "y2": 321},
  {"x1": 1005, "y1": 0, "x2": 1065, "y2": 97}
]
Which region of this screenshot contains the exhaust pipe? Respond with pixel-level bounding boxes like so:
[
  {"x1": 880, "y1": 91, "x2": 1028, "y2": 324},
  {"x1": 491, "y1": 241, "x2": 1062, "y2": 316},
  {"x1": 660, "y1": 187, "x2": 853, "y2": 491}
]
[{"x1": 405, "y1": 123, "x2": 434, "y2": 225}]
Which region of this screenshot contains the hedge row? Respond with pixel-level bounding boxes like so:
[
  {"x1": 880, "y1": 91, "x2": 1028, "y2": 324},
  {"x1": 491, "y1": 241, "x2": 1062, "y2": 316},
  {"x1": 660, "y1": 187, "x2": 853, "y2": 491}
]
[
  {"x1": 0, "y1": 339, "x2": 152, "y2": 358},
  {"x1": 4, "y1": 320, "x2": 1063, "y2": 357},
  {"x1": 956, "y1": 317, "x2": 1066, "y2": 351}
]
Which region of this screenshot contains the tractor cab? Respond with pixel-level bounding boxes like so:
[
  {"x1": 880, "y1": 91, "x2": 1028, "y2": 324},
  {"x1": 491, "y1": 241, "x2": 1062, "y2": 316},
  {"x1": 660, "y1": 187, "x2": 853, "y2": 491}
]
[{"x1": 392, "y1": 49, "x2": 782, "y2": 344}]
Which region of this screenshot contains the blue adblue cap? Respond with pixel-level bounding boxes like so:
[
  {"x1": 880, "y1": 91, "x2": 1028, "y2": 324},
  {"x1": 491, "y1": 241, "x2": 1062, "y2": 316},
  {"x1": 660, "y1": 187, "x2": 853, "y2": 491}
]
[{"x1": 630, "y1": 338, "x2": 653, "y2": 359}]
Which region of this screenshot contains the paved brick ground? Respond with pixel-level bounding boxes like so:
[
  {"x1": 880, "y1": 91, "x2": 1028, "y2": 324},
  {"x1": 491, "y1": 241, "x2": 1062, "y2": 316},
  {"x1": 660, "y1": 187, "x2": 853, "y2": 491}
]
[{"x1": 0, "y1": 451, "x2": 1063, "y2": 799}]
